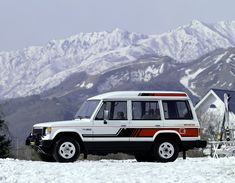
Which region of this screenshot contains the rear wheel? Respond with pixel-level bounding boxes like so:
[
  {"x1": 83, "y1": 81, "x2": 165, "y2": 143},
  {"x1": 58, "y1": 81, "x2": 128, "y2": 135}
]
[
  {"x1": 53, "y1": 137, "x2": 80, "y2": 162},
  {"x1": 154, "y1": 139, "x2": 179, "y2": 162}
]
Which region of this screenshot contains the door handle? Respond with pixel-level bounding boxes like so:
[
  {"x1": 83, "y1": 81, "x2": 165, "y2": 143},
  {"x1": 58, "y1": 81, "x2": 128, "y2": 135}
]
[
  {"x1": 155, "y1": 125, "x2": 160, "y2": 127},
  {"x1": 121, "y1": 125, "x2": 127, "y2": 127},
  {"x1": 82, "y1": 128, "x2": 92, "y2": 131}
]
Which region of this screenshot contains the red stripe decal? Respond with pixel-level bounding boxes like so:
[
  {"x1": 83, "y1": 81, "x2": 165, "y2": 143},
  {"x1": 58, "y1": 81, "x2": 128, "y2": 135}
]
[
  {"x1": 150, "y1": 93, "x2": 187, "y2": 97},
  {"x1": 132, "y1": 128, "x2": 199, "y2": 137},
  {"x1": 138, "y1": 128, "x2": 157, "y2": 137},
  {"x1": 139, "y1": 93, "x2": 187, "y2": 97},
  {"x1": 131, "y1": 128, "x2": 138, "y2": 137},
  {"x1": 136, "y1": 129, "x2": 143, "y2": 137}
]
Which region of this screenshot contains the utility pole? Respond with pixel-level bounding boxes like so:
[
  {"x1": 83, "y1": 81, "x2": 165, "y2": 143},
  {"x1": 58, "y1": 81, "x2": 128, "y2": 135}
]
[{"x1": 219, "y1": 93, "x2": 231, "y2": 142}]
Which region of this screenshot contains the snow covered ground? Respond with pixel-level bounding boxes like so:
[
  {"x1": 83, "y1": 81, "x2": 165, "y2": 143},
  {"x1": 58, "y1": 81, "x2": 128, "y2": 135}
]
[{"x1": 1, "y1": 157, "x2": 235, "y2": 183}]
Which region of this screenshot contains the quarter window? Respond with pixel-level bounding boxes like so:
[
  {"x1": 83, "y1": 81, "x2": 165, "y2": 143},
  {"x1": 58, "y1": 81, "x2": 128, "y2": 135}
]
[
  {"x1": 162, "y1": 100, "x2": 193, "y2": 120},
  {"x1": 95, "y1": 101, "x2": 127, "y2": 120},
  {"x1": 132, "y1": 101, "x2": 161, "y2": 120}
]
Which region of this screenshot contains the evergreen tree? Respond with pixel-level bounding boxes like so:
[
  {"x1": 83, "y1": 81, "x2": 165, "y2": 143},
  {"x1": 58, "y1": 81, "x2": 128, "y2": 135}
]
[{"x1": 0, "y1": 116, "x2": 11, "y2": 158}]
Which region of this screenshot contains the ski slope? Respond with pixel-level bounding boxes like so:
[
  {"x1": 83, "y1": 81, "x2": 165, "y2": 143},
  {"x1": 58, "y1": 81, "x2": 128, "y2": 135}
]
[{"x1": 0, "y1": 157, "x2": 235, "y2": 183}]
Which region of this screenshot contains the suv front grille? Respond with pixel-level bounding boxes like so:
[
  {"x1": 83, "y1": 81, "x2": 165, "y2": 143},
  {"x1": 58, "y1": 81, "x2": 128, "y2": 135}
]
[{"x1": 33, "y1": 128, "x2": 44, "y2": 137}]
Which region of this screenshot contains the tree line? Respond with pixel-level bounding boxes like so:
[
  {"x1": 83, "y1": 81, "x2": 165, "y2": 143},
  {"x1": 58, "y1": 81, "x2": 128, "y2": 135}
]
[{"x1": 0, "y1": 112, "x2": 11, "y2": 158}]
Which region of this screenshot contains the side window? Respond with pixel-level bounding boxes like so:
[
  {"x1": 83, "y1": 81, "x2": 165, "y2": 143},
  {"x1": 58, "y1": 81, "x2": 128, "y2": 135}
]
[
  {"x1": 95, "y1": 104, "x2": 104, "y2": 120},
  {"x1": 95, "y1": 101, "x2": 127, "y2": 120},
  {"x1": 162, "y1": 100, "x2": 193, "y2": 120},
  {"x1": 132, "y1": 101, "x2": 161, "y2": 120}
]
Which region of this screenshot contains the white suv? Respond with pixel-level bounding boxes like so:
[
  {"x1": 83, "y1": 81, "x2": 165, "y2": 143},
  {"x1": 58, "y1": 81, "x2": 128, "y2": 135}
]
[{"x1": 26, "y1": 91, "x2": 206, "y2": 162}]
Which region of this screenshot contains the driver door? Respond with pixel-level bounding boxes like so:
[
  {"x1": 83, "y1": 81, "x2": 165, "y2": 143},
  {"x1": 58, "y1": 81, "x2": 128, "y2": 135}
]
[{"x1": 92, "y1": 100, "x2": 130, "y2": 151}]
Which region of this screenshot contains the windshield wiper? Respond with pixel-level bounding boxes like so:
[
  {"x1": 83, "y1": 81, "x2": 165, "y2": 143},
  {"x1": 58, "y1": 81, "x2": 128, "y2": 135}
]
[
  {"x1": 75, "y1": 115, "x2": 90, "y2": 119},
  {"x1": 76, "y1": 115, "x2": 83, "y2": 119}
]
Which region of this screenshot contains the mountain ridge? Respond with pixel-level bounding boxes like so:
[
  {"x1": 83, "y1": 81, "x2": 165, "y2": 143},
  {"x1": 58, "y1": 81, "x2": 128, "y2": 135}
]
[{"x1": 1, "y1": 20, "x2": 235, "y2": 99}]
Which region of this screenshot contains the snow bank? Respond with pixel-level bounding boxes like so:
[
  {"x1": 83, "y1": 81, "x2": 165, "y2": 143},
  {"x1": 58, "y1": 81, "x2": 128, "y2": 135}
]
[{"x1": 0, "y1": 157, "x2": 235, "y2": 183}]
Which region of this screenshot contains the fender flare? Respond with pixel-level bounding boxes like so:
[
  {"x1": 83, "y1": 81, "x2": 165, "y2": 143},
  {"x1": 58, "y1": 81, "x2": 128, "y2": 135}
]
[
  {"x1": 51, "y1": 128, "x2": 84, "y2": 142},
  {"x1": 153, "y1": 130, "x2": 182, "y2": 141}
]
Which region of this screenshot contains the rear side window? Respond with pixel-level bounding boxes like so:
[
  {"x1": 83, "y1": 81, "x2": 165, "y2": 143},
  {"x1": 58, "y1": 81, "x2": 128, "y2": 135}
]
[
  {"x1": 132, "y1": 101, "x2": 161, "y2": 120},
  {"x1": 95, "y1": 101, "x2": 127, "y2": 120},
  {"x1": 162, "y1": 100, "x2": 193, "y2": 120}
]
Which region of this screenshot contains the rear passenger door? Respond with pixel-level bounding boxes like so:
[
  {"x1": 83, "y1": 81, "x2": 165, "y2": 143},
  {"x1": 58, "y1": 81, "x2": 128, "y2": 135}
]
[{"x1": 130, "y1": 100, "x2": 163, "y2": 141}]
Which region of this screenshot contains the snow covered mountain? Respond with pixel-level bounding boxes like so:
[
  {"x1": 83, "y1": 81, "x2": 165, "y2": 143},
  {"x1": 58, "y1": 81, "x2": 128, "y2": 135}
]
[
  {"x1": 1, "y1": 20, "x2": 235, "y2": 99},
  {"x1": 179, "y1": 48, "x2": 235, "y2": 97}
]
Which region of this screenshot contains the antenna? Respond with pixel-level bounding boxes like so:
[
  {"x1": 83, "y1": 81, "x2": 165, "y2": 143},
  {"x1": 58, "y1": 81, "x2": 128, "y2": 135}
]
[{"x1": 224, "y1": 93, "x2": 231, "y2": 129}]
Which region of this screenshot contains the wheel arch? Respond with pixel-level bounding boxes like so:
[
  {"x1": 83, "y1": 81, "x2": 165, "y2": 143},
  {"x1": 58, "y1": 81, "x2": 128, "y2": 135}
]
[
  {"x1": 153, "y1": 131, "x2": 182, "y2": 150},
  {"x1": 52, "y1": 131, "x2": 86, "y2": 152}
]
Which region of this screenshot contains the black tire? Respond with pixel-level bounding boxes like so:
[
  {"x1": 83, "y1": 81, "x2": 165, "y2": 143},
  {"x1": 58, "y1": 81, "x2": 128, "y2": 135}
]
[
  {"x1": 153, "y1": 139, "x2": 179, "y2": 162},
  {"x1": 135, "y1": 152, "x2": 155, "y2": 162},
  {"x1": 53, "y1": 137, "x2": 80, "y2": 162},
  {"x1": 38, "y1": 152, "x2": 56, "y2": 162}
]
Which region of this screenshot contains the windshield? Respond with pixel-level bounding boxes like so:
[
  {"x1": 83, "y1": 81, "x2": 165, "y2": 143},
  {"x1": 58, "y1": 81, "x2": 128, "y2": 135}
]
[{"x1": 75, "y1": 100, "x2": 100, "y2": 119}]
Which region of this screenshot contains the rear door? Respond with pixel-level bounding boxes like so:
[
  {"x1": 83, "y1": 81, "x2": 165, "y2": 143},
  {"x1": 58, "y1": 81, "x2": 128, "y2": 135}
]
[{"x1": 130, "y1": 100, "x2": 163, "y2": 142}]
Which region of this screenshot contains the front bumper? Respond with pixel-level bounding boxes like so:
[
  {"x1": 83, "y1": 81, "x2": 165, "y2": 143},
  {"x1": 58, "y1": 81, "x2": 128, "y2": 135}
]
[
  {"x1": 26, "y1": 133, "x2": 53, "y2": 154},
  {"x1": 182, "y1": 140, "x2": 207, "y2": 151}
]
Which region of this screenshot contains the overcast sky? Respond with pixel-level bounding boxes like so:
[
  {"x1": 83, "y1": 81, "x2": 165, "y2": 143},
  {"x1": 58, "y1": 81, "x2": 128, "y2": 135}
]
[{"x1": 1, "y1": 0, "x2": 235, "y2": 51}]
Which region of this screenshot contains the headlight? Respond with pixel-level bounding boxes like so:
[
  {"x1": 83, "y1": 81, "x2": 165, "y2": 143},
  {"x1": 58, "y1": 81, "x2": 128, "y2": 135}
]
[{"x1": 45, "y1": 127, "x2": 52, "y2": 135}]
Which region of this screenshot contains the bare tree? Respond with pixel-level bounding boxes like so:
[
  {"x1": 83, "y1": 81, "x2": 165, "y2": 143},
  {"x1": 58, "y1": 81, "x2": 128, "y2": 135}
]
[{"x1": 197, "y1": 111, "x2": 222, "y2": 140}]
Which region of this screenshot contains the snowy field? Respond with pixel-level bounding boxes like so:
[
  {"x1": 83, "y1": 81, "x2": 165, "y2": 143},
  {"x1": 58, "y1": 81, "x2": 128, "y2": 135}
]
[{"x1": 1, "y1": 157, "x2": 235, "y2": 183}]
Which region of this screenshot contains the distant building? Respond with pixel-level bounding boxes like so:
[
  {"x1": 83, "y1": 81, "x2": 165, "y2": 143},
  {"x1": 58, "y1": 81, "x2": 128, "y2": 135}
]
[{"x1": 195, "y1": 89, "x2": 235, "y2": 127}]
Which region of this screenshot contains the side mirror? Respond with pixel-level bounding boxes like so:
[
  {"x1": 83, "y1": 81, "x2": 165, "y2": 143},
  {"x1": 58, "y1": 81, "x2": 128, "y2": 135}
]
[{"x1": 104, "y1": 110, "x2": 109, "y2": 124}]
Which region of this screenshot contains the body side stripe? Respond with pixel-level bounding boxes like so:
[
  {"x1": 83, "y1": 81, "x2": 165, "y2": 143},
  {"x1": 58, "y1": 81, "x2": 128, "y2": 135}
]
[{"x1": 82, "y1": 127, "x2": 199, "y2": 138}]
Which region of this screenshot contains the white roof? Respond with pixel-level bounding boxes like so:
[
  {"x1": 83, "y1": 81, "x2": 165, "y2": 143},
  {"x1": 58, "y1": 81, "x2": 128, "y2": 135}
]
[
  {"x1": 89, "y1": 91, "x2": 189, "y2": 100},
  {"x1": 195, "y1": 90, "x2": 222, "y2": 110}
]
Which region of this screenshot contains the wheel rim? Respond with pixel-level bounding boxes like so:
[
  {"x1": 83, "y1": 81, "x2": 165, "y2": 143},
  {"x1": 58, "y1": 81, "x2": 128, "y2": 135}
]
[
  {"x1": 158, "y1": 142, "x2": 174, "y2": 159},
  {"x1": 59, "y1": 142, "x2": 76, "y2": 159}
]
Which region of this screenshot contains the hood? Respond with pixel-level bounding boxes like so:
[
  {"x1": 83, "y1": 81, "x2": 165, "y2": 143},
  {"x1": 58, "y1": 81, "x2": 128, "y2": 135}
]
[{"x1": 33, "y1": 118, "x2": 91, "y2": 128}]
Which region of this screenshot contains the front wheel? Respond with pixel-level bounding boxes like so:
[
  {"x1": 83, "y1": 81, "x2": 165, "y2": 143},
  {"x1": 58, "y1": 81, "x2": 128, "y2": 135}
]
[
  {"x1": 53, "y1": 137, "x2": 80, "y2": 162},
  {"x1": 154, "y1": 139, "x2": 179, "y2": 162}
]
